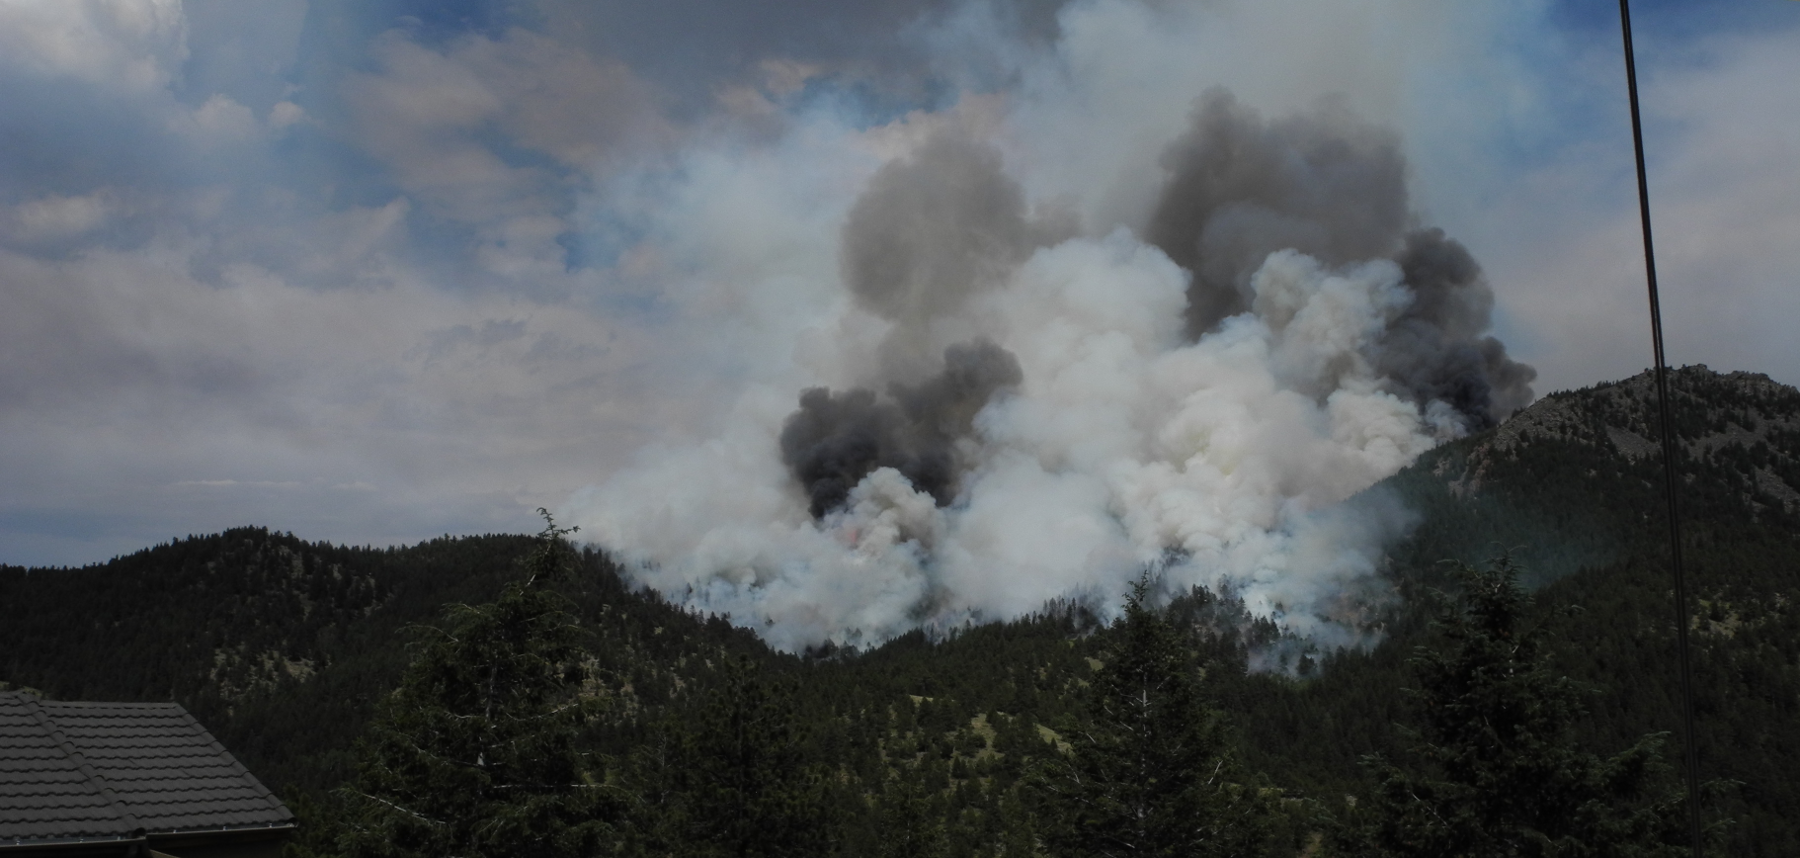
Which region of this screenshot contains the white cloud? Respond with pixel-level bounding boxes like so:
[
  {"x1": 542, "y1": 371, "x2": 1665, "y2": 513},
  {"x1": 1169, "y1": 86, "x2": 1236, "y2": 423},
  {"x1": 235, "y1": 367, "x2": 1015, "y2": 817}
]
[
  {"x1": 183, "y1": 92, "x2": 259, "y2": 141},
  {"x1": 0, "y1": 0, "x2": 188, "y2": 92},
  {"x1": 342, "y1": 28, "x2": 666, "y2": 222},
  {"x1": 1647, "y1": 33, "x2": 1800, "y2": 385},
  {"x1": 5, "y1": 190, "x2": 119, "y2": 241},
  {"x1": 0, "y1": 228, "x2": 690, "y2": 563},
  {"x1": 1461, "y1": 24, "x2": 1800, "y2": 392},
  {"x1": 267, "y1": 100, "x2": 306, "y2": 130}
]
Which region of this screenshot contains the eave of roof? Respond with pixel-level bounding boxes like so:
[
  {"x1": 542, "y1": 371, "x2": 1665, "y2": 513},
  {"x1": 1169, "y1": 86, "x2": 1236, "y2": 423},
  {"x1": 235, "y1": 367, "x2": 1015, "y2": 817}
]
[{"x1": 0, "y1": 693, "x2": 294, "y2": 846}]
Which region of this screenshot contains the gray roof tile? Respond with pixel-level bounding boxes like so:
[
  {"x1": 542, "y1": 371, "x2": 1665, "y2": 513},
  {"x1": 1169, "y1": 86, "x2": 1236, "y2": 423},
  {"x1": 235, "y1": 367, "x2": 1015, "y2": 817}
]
[{"x1": 0, "y1": 692, "x2": 294, "y2": 844}]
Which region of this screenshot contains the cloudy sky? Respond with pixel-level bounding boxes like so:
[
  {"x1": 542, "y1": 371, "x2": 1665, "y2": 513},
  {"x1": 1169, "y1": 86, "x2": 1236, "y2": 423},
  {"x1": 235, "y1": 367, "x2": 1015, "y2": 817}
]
[{"x1": 2, "y1": 0, "x2": 1796, "y2": 569}]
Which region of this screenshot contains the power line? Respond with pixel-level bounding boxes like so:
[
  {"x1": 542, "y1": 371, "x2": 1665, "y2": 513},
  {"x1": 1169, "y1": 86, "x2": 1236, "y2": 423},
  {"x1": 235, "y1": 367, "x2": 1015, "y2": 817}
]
[{"x1": 1615, "y1": 2, "x2": 1704, "y2": 855}]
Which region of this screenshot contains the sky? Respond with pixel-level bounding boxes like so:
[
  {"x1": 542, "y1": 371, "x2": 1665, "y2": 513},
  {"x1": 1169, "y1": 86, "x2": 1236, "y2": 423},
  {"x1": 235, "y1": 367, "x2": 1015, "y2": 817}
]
[{"x1": 2, "y1": 0, "x2": 1796, "y2": 573}]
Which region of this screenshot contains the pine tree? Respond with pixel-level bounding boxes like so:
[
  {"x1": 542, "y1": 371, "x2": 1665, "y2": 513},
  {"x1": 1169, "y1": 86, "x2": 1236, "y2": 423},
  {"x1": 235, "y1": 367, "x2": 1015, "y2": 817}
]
[
  {"x1": 614, "y1": 709, "x2": 694, "y2": 855},
  {"x1": 995, "y1": 785, "x2": 1043, "y2": 857},
  {"x1": 624, "y1": 655, "x2": 834, "y2": 857},
  {"x1": 873, "y1": 765, "x2": 952, "y2": 858},
  {"x1": 1034, "y1": 574, "x2": 1271, "y2": 858},
  {"x1": 1341, "y1": 557, "x2": 1703, "y2": 857},
  {"x1": 336, "y1": 511, "x2": 621, "y2": 858}
]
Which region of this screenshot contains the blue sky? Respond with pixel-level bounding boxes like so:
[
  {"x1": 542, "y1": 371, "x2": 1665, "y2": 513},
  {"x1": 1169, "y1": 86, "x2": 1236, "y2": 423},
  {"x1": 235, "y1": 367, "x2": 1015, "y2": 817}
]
[{"x1": 1, "y1": 0, "x2": 1796, "y2": 568}]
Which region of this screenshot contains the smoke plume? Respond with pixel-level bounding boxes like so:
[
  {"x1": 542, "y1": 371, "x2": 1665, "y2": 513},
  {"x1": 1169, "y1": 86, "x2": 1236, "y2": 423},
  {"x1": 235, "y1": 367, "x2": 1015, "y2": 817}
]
[
  {"x1": 1378, "y1": 228, "x2": 1537, "y2": 425},
  {"x1": 570, "y1": 87, "x2": 1536, "y2": 655},
  {"x1": 1146, "y1": 90, "x2": 1410, "y2": 336},
  {"x1": 781, "y1": 339, "x2": 1023, "y2": 517},
  {"x1": 1145, "y1": 90, "x2": 1534, "y2": 427},
  {"x1": 840, "y1": 129, "x2": 1074, "y2": 380}
]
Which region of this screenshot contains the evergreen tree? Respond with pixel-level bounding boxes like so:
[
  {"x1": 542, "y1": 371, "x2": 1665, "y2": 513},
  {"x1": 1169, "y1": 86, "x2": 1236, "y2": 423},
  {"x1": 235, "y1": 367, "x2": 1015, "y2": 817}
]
[
  {"x1": 1340, "y1": 558, "x2": 1703, "y2": 857},
  {"x1": 627, "y1": 655, "x2": 834, "y2": 857},
  {"x1": 335, "y1": 511, "x2": 620, "y2": 858},
  {"x1": 614, "y1": 710, "x2": 695, "y2": 855},
  {"x1": 1034, "y1": 574, "x2": 1271, "y2": 858},
  {"x1": 873, "y1": 766, "x2": 952, "y2": 858},
  {"x1": 994, "y1": 786, "x2": 1043, "y2": 857}
]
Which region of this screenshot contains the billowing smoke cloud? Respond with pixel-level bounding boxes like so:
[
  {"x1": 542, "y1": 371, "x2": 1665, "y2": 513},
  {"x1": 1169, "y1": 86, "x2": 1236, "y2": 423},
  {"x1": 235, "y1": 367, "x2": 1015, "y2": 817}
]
[
  {"x1": 1146, "y1": 89, "x2": 1410, "y2": 336},
  {"x1": 840, "y1": 129, "x2": 1074, "y2": 379},
  {"x1": 570, "y1": 87, "x2": 1534, "y2": 655},
  {"x1": 1378, "y1": 228, "x2": 1537, "y2": 425},
  {"x1": 782, "y1": 130, "x2": 1052, "y2": 518},
  {"x1": 1145, "y1": 89, "x2": 1534, "y2": 427},
  {"x1": 781, "y1": 338, "x2": 1023, "y2": 516}
]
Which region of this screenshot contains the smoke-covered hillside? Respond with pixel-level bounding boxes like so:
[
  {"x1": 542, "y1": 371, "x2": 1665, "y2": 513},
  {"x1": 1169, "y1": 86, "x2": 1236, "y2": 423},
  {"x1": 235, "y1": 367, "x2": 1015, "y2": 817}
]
[
  {"x1": 3, "y1": 366, "x2": 1798, "y2": 853},
  {"x1": 572, "y1": 90, "x2": 1536, "y2": 654},
  {"x1": 1375, "y1": 365, "x2": 1800, "y2": 588}
]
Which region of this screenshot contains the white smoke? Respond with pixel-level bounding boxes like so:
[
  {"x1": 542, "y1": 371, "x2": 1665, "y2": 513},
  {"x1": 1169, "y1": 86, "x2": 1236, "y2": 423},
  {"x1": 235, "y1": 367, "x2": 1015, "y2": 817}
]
[
  {"x1": 566, "y1": 1, "x2": 1535, "y2": 655},
  {"x1": 571, "y1": 227, "x2": 1447, "y2": 652}
]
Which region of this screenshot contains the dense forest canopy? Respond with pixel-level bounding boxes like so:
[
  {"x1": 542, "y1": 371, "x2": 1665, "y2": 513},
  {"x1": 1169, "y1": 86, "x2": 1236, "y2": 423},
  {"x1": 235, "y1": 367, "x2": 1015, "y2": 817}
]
[{"x1": 3, "y1": 366, "x2": 1797, "y2": 855}]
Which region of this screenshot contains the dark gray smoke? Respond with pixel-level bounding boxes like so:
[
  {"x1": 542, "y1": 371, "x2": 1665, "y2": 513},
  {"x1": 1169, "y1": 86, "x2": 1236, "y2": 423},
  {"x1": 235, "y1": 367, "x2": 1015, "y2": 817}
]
[
  {"x1": 842, "y1": 131, "x2": 1036, "y2": 322},
  {"x1": 780, "y1": 128, "x2": 1056, "y2": 518},
  {"x1": 782, "y1": 90, "x2": 1532, "y2": 518},
  {"x1": 1375, "y1": 228, "x2": 1537, "y2": 427},
  {"x1": 781, "y1": 339, "x2": 1022, "y2": 517},
  {"x1": 840, "y1": 127, "x2": 1073, "y2": 378},
  {"x1": 1145, "y1": 89, "x2": 1409, "y2": 336},
  {"x1": 1145, "y1": 88, "x2": 1533, "y2": 427},
  {"x1": 581, "y1": 82, "x2": 1546, "y2": 651}
]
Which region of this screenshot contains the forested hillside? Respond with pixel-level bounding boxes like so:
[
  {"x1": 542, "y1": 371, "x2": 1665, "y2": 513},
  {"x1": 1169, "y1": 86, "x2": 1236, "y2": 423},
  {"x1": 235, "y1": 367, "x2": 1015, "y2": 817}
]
[
  {"x1": 1306, "y1": 365, "x2": 1800, "y2": 851},
  {"x1": 0, "y1": 530, "x2": 765, "y2": 795},
  {"x1": 3, "y1": 366, "x2": 1797, "y2": 855}
]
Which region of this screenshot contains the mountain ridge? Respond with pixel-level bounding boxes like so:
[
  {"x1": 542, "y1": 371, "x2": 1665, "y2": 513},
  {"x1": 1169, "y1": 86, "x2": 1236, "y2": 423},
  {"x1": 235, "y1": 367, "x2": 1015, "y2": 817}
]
[{"x1": 4, "y1": 364, "x2": 1798, "y2": 854}]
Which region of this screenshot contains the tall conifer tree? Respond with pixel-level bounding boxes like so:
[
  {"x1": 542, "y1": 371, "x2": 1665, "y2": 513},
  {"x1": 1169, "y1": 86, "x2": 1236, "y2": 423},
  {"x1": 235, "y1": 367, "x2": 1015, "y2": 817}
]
[
  {"x1": 336, "y1": 511, "x2": 620, "y2": 858},
  {"x1": 687, "y1": 656, "x2": 835, "y2": 857},
  {"x1": 1342, "y1": 558, "x2": 1705, "y2": 857},
  {"x1": 1036, "y1": 574, "x2": 1271, "y2": 857},
  {"x1": 619, "y1": 655, "x2": 834, "y2": 857}
]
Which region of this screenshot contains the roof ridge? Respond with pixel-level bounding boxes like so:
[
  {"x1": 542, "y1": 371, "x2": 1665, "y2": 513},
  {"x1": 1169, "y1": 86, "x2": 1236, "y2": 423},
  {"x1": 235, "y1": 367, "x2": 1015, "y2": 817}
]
[
  {"x1": 20, "y1": 694, "x2": 142, "y2": 837},
  {"x1": 167, "y1": 706, "x2": 286, "y2": 812},
  {"x1": 38, "y1": 699, "x2": 183, "y2": 709}
]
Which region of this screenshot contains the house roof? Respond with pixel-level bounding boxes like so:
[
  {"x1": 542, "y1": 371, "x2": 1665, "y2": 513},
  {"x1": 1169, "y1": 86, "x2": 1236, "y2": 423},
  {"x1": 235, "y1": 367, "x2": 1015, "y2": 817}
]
[{"x1": 0, "y1": 692, "x2": 294, "y2": 848}]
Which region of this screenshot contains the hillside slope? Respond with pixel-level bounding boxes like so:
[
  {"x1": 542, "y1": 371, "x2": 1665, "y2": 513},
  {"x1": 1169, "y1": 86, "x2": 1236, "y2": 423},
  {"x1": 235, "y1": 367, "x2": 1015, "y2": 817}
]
[
  {"x1": 1259, "y1": 365, "x2": 1800, "y2": 852},
  {"x1": 0, "y1": 530, "x2": 773, "y2": 794},
  {"x1": 3, "y1": 365, "x2": 1798, "y2": 854}
]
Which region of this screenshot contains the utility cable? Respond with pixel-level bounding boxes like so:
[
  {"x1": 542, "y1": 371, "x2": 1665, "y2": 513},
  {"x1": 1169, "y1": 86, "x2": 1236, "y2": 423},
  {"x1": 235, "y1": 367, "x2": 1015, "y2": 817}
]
[{"x1": 1616, "y1": 2, "x2": 1704, "y2": 854}]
